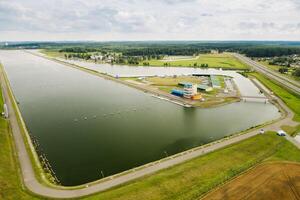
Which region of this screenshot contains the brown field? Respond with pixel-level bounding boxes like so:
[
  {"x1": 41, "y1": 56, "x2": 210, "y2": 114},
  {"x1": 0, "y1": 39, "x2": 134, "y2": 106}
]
[{"x1": 202, "y1": 162, "x2": 300, "y2": 200}]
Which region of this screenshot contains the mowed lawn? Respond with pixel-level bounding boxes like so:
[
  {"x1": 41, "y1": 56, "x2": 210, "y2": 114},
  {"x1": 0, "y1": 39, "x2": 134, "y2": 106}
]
[
  {"x1": 148, "y1": 53, "x2": 249, "y2": 70},
  {"x1": 250, "y1": 73, "x2": 300, "y2": 122}
]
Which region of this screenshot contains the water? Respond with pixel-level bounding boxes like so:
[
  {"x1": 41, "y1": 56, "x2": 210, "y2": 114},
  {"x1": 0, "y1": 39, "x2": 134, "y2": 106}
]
[{"x1": 0, "y1": 50, "x2": 280, "y2": 186}]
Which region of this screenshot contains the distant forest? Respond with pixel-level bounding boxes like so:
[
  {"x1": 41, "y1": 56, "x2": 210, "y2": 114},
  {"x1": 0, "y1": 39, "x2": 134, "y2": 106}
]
[{"x1": 2, "y1": 41, "x2": 300, "y2": 57}]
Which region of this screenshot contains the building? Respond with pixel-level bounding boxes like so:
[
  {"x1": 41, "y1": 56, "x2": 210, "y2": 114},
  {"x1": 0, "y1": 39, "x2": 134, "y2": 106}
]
[
  {"x1": 183, "y1": 83, "x2": 197, "y2": 98},
  {"x1": 210, "y1": 75, "x2": 221, "y2": 88},
  {"x1": 171, "y1": 89, "x2": 184, "y2": 97},
  {"x1": 211, "y1": 50, "x2": 219, "y2": 54},
  {"x1": 197, "y1": 84, "x2": 213, "y2": 92}
]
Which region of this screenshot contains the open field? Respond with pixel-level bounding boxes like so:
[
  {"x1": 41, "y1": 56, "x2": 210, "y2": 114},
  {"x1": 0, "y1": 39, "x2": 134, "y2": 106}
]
[
  {"x1": 148, "y1": 53, "x2": 249, "y2": 69},
  {"x1": 146, "y1": 76, "x2": 202, "y2": 86},
  {"x1": 250, "y1": 73, "x2": 300, "y2": 122},
  {"x1": 202, "y1": 162, "x2": 300, "y2": 200},
  {"x1": 40, "y1": 49, "x2": 66, "y2": 58}
]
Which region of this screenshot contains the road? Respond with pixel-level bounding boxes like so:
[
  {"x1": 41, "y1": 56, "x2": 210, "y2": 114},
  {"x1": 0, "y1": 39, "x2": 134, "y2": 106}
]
[
  {"x1": 0, "y1": 54, "x2": 299, "y2": 198},
  {"x1": 233, "y1": 53, "x2": 300, "y2": 95}
]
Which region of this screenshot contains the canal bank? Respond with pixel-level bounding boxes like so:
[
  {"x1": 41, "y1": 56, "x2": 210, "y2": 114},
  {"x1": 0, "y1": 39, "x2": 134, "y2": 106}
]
[{"x1": 0, "y1": 50, "x2": 295, "y2": 198}]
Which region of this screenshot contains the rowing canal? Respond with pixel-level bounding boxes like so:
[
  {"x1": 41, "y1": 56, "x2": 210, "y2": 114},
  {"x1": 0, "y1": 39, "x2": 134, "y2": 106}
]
[{"x1": 0, "y1": 50, "x2": 281, "y2": 186}]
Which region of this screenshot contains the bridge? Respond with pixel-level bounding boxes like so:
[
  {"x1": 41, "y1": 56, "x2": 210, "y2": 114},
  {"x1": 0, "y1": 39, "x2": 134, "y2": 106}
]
[{"x1": 240, "y1": 96, "x2": 268, "y2": 99}]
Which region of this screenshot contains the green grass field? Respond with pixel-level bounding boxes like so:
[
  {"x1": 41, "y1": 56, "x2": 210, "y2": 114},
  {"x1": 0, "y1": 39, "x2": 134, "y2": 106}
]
[
  {"x1": 148, "y1": 53, "x2": 249, "y2": 69},
  {"x1": 40, "y1": 49, "x2": 65, "y2": 58},
  {"x1": 250, "y1": 73, "x2": 300, "y2": 122}
]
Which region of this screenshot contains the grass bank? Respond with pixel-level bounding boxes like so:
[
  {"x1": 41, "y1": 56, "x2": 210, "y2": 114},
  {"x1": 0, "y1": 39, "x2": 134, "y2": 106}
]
[
  {"x1": 250, "y1": 73, "x2": 300, "y2": 122},
  {"x1": 0, "y1": 82, "x2": 41, "y2": 199}
]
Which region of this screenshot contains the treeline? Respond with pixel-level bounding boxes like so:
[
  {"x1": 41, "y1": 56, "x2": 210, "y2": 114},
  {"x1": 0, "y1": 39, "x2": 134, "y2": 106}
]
[
  {"x1": 59, "y1": 47, "x2": 99, "y2": 53},
  {"x1": 3, "y1": 41, "x2": 300, "y2": 58},
  {"x1": 238, "y1": 47, "x2": 300, "y2": 57},
  {"x1": 118, "y1": 48, "x2": 211, "y2": 56},
  {"x1": 58, "y1": 45, "x2": 300, "y2": 58}
]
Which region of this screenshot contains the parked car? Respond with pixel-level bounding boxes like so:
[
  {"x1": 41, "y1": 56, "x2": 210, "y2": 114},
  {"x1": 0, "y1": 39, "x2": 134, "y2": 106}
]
[
  {"x1": 277, "y1": 130, "x2": 286, "y2": 136},
  {"x1": 259, "y1": 129, "x2": 265, "y2": 134}
]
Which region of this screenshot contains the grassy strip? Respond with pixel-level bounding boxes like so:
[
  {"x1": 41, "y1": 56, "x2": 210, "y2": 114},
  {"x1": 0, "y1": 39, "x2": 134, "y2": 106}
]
[
  {"x1": 81, "y1": 133, "x2": 300, "y2": 200},
  {"x1": 147, "y1": 53, "x2": 249, "y2": 70},
  {"x1": 0, "y1": 81, "x2": 42, "y2": 199},
  {"x1": 250, "y1": 73, "x2": 300, "y2": 122},
  {"x1": 0, "y1": 118, "x2": 42, "y2": 200}
]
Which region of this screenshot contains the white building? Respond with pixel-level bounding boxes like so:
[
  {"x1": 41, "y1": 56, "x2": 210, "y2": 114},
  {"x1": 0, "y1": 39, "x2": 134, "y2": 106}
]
[{"x1": 183, "y1": 83, "x2": 197, "y2": 98}]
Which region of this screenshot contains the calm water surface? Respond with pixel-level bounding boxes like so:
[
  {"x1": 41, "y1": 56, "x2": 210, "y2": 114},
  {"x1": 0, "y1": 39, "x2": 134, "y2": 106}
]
[{"x1": 0, "y1": 51, "x2": 280, "y2": 186}]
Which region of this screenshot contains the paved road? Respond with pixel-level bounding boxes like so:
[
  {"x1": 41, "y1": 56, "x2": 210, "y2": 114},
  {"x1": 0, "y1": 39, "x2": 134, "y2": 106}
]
[
  {"x1": 233, "y1": 53, "x2": 300, "y2": 95},
  {"x1": 285, "y1": 134, "x2": 300, "y2": 149},
  {"x1": 0, "y1": 55, "x2": 299, "y2": 198}
]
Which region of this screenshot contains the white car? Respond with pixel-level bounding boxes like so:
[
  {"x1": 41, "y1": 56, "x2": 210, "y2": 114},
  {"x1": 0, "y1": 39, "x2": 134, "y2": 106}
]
[
  {"x1": 259, "y1": 129, "x2": 265, "y2": 134},
  {"x1": 277, "y1": 130, "x2": 286, "y2": 136}
]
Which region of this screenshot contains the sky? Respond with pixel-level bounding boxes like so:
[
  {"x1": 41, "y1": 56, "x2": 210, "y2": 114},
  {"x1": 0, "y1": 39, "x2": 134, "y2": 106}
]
[{"x1": 0, "y1": 0, "x2": 300, "y2": 41}]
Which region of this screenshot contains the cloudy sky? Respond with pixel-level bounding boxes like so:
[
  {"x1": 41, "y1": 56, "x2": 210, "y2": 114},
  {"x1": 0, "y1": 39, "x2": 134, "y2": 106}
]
[{"x1": 0, "y1": 0, "x2": 300, "y2": 41}]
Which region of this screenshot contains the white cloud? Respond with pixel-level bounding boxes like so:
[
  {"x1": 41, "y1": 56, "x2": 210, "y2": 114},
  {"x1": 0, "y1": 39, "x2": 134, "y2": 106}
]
[{"x1": 0, "y1": 0, "x2": 299, "y2": 41}]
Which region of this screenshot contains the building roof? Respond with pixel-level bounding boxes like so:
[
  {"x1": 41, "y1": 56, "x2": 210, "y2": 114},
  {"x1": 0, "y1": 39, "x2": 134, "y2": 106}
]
[
  {"x1": 197, "y1": 84, "x2": 211, "y2": 90},
  {"x1": 211, "y1": 75, "x2": 221, "y2": 87}
]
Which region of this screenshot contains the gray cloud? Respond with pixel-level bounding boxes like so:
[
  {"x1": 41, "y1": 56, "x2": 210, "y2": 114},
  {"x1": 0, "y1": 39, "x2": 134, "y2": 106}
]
[{"x1": 0, "y1": 0, "x2": 299, "y2": 41}]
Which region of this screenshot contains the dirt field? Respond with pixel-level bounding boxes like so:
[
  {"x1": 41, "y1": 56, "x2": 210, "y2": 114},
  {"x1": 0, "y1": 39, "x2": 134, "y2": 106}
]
[{"x1": 202, "y1": 162, "x2": 300, "y2": 200}]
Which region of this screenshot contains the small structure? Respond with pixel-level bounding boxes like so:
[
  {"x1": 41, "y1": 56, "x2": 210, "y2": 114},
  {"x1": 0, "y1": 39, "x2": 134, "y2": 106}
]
[
  {"x1": 197, "y1": 84, "x2": 213, "y2": 92},
  {"x1": 3, "y1": 104, "x2": 8, "y2": 118},
  {"x1": 192, "y1": 94, "x2": 202, "y2": 100},
  {"x1": 277, "y1": 130, "x2": 286, "y2": 136}
]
